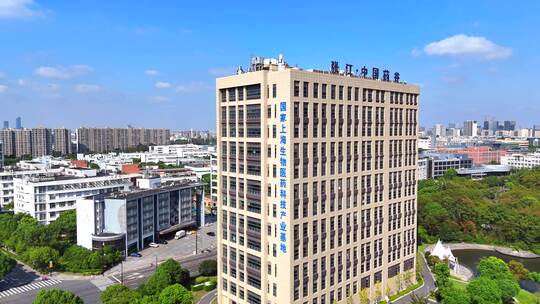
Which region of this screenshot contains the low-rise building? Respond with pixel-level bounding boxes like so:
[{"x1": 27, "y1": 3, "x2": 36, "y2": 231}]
[
  {"x1": 420, "y1": 152, "x2": 473, "y2": 178},
  {"x1": 14, "y1": 170, "x2": 137, "y2": 224},
  {"x1": 76, "y1": 178, "x2": 204, "y2": 254},
  {"x1": 501, "y1": 152, "x2": 540, "y2": 169},
  {"x1": 417, "y1": 158, "x2": 428, "y2": 180},
  {"x1": 456, "y1": 165, "x2": 511, "y2": 179}
]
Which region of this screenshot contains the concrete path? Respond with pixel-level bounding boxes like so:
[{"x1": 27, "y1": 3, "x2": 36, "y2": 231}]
[
  {"x1": 198, "y1": 289, "x2": 217, "y2": 304},
  {"x1": 393, "y1": 254, "x2": 437, "y2": 304}
]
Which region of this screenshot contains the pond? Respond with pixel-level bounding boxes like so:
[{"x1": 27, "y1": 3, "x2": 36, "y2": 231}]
[{"x1": 453, "y1": 249, "x2": 540, "y2": 292}]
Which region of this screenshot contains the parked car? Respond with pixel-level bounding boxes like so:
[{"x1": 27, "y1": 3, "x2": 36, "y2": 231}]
[
  {"x1": 201, "y1": 249, "x2": 211, "y2": 253},
  {"x1": 149, "y1": 242, "x2": 159, "y2": 248},
  {"x1": 174, "y1": 230, "x2": 187, "y2": 239},
  {"x1": 206, "y1": 231, "x2": 216, "y2": 237},
  {"x1": 129, "y1": 252, "x2": 142, "y2": 258}
]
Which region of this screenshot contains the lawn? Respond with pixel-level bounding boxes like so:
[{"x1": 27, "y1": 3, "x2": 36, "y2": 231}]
[
  {"x1": 449, "y1": 277, "x2": 468, "y2": 291},
  {"x1": 192, "y1": 289, "x2": 209, "y2": 303},
  {"x1": 515, "y1": 289, "x2": 538, "y2": 304}
]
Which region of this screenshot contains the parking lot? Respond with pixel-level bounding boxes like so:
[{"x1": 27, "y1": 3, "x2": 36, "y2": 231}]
[{"x1": 106, "y1": 221, "x2": 217, "y2": 276}]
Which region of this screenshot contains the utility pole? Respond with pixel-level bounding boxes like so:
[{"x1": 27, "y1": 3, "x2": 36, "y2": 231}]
[
  {"x1": 120, "y1": 260, "x2": 124, "y2": 284},
  {"x1": 195, "y1": 230, "x2": 198, "y2": 254},
  {"x1": 155, "y1": 256, "x2": 158, "y2": 270}
]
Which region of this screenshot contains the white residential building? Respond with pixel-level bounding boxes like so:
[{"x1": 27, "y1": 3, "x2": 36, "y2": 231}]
[
  {"x1": 418, "y1": 158, "x2": 428, "y2": 180},
  {"x1": 0, "y1": 168, "x2": 64, "y2": 208},
  {"x1": 14, "y1": 170, "x2": 138, "y2": 224},
  {"x1": 148, "y1": 144, "x2": 213, "y2": 158},
  {"x1": 463, "y1": 120, "x2": 478, "y2": 137},
  {"x1": 501, "y1": 153, "x2": 540, "y2": 169}
]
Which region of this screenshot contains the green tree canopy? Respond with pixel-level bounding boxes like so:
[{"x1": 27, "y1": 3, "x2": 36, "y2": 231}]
[
  {"x1": 440, "y1": 286, "x2": 471, "y2": 304},
  {"x1": 24, "y1": 246, "x2": 60, "y2": 272},
  {"x1": 198, "y1": 259, "x2": 217, "y2": 276},
  {"x1": 101, "y1": 284, "x2": 141, "y2": 304},
  {"x1": 0, "y1": 252, "x2": 16, "y2": 279},
  {"x1": 466, "y1": 277, "x2": 502, "y2": 304},
  {"x1": 158, "y1": 284, "x2": 193, "y2": 304},
  {"x1": 433, "y1": 262, "x2": 450, "y2": 288},
  {"x1": 33, "y1": 289, "x2": 83, "y2": 304}
]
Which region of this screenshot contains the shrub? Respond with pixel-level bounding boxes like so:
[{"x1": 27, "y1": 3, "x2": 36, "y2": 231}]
[{"x1": 198, "y1": 259, "x2": 217, "y2": 276}]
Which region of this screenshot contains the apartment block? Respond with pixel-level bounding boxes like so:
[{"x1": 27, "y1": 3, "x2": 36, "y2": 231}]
[
  {"x1": 0, "y1": 168, "x2": 64, "y2": 208},
  {"x1": 216, "y1": 56, "x2": 419, "y2": 304},
  {"x1": 76, "y1": 127, "x2": 171, "y2": 153},
  {"x1": 0, "y1": 129, "x2": 14, "y2": 157},
  {"x1": 14, "y1": 129, "x2": 33, "y2": 158},
  {"x1": 54, "y1": 128, "x2": 72, "y2": 155},
  {"x1": 31, "y1": 127, "x2": 53, "y2": 157},
  {"x1": 77, "y1": 178, "x2": 204, "y2": 255},
  {"x1": 14, "y1": 169, "x2": 137, "y2": 224},
  {"x1": 0, "y1": 140, "x2": 3, "y2": 170}
]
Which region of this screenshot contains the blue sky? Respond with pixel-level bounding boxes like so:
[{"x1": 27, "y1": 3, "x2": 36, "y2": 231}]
[{"x1": 0, "y1": 0, "x2": 539, "y2": 130}]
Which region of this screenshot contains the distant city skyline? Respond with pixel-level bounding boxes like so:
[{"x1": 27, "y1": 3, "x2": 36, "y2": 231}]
[{"x1": 1, "y1": 1, "x2": 539, "y2": 129}]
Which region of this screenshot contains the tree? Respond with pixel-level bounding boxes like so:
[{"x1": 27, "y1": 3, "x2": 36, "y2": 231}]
[
  {"x1": 158, "y1": 284, "x2": 192, "y2": 304},
  {"x1": 358, "y1": 288, "x2": 369, "y2": 304},
  {"x1": 33, "y1": 289, "x2": 83, "y2": 304},
  {"x1": 497, "y1": 277, "x2": 520, "y2": 304},
  {"x1": 140, "y1": 268, "x2": 173, "y2": 296},
  {"x1": 24, "y1": 246, "x2": 60, "y2": 272},
  {"x1": 466, "y1": 277, "x2": 502, "y2": 304},
  {"x1": 433, "y1": 263, "x2": 450, "y2": 288},
  {"x1": 477, "y1": 257, "x2": 512, "y2": 280},
  {"x1": 439, "y1": 286, "x2": 470, "y2": 304},
  {"x1": 0, "y1": 252, "x2": 16, "y2": 279},
  {"x1": 158, "y1": 259, "x2": 190, "y2": 287},
  {"x1": 49, "y1": 210, "x2": 77, "y2": 242},
  {"x1": 373, "y1": 282, "x2": 382, "y2": 303},
  {"x1": 101, "y1": 284, "x2": 141, "y2": 304},
  {"x1": 198, "y1": 259, "x2": 217, "y2": 276},
  {"x1": 508, "y1": 260, "x2": 530, "y2": 280}
]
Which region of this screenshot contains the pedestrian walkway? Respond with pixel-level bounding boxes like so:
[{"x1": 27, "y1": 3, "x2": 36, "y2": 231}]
[{"x1": 0, "y1": 279, "x2": 62, "y2": 299}]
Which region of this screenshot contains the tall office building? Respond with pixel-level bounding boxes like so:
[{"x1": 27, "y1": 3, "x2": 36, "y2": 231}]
[
  {"x1": 31, "y1": 127, "x2": 53, "y2": 157},
  {"x1": 3, "y1": 121, "x2": 8, "y2": 129},
  {"x1": 463, "y1": 120, "x2": 478, "y2": 137},
  {"x1": 503, "y1": 120, "x2": 516, "y2": 131},
  {"x1": 54, "y1": 128, "x2": 72, "y2": 155},
  {"x1": 13, "y1": 129, "x2": 32, "y2": 158},
  {"x1": 77, "y1": 127, "x2": 170, "y2": 153},
  {"x1": 15, "y1": 117, "x2": 22, "y2": 129},
  {"x1": 433, "y1": 124, "x2": 446, "y2": 138},
  {"x1": 216, "y1": 56, "x2": 419, "y2": 304}
]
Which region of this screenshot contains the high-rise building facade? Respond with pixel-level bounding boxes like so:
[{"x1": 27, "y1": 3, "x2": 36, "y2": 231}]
[
  {"x1": 77, "y1": 127, "x2": 170, "y2": 153},
  {"x1": 3, "y1": 121, "x2": 8, "y2": 129},
  {"x1": 0, "y1": 129, "x2": 15, "y2": 157},
  {"x1": 54, "y1": 128, "x2": 72, "y2": 155},
  {"x1": 0, "y1": 140, "x2": 4, "y2": 169},
  {"x1": 14, "y1": 129, "x2": 32, "y2": 158},
  {"x1": 15, "y1": 117, "x2": 22, "y2": 129},
  {"x1": 31, "y1": 127, "x2": 53, "y2": 157},
  {"x1": 463, "y1": 120, "x2": 477, "y2": 137},
  {"x1": 216, "y1": 57, "x2": 419, "y2": 304}
]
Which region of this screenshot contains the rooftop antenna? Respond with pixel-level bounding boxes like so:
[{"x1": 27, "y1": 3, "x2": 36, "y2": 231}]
[{"x1": 236, "y1": 66, "x2": 244, "y2": 75}]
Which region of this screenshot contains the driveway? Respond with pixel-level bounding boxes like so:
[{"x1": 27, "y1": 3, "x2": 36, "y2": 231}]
[{"x1": 394, "y1": 254, "x2": 437, "y2": 304}]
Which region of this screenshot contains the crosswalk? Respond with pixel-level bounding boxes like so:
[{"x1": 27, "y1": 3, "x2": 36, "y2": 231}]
[{"x1": 0, "y1": 279, "x2": 62, "y2": 298}]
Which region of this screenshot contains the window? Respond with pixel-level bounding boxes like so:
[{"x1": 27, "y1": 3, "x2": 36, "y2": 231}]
[
  {"x1": 272, "y1": 84, "x2": 277, "y2": 98},
  {"x1": 313, "y1": 83, "x2": 319, "y2": 98},
  {"x1": 331, "y1": 85, "x2": 336, "y2": 99},
  {"x1": 303, "y1": 82, "x2": 309, "y2": 98},
  {"x1": 294, "y1": 81, "x2": 300, "y2": 97},
  {"x1": 246, "y1": 84, "x2": 261, "y2": 100}
]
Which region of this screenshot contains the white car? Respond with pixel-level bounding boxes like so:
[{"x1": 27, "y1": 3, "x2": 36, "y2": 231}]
[{"x1": 148, "y1": 242, "x2": 159, "y2": 248}]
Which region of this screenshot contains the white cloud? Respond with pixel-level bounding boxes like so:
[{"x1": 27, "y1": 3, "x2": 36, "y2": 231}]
[
  {"x1": 0, "y1": 85, "x2": 8, "y2": 93},
  {"x1": 35, "y1": 65, "x2": 92, "y2": 79},
  {"x1": 0, "y1": 0, "x2": 43, "y2": 19},
  {"x1": 154, "y1": 81, "x2": 171, "y2": 89},
  {"x1": 75, "y1": 84, "x2": 100, "y2": 93},
  {"x1": 145, "y1": 69, "x2": 160, "y2": 76},
  {"x1": 424, "y1": 34, "x2": 512, "y2": 60},
  {"x1": 17, "y1": 78, "x2": 26, "y2": 86},
  {"x1": 176, "y1": 82, "x2": 212, "y2": 93},
  {"x1": 149, "y1": 95, "x2": 169, "y2": 103}
]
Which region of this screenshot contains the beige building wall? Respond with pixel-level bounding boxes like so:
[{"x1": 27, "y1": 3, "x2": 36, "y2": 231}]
[{"x1": 217, "y1": 64, "x2": 419, "y2": 304}]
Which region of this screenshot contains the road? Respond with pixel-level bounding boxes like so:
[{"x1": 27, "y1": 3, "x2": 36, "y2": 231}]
[
  {"x1": 1, "y1": 280, "x2": 101, "y2": 304},
  {"x1": 0, "y1": 263, "x2": 40, "y2": 291},
  {"x1": 111, "y1": 249, "x2": 217, "y2": 289},
  {"x1": 394, "y1": 254, "x2": 437, "y2": 304},
  {"x1": 198, "y1": 289, "x2": 217, "y2": 304}
]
